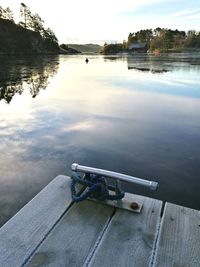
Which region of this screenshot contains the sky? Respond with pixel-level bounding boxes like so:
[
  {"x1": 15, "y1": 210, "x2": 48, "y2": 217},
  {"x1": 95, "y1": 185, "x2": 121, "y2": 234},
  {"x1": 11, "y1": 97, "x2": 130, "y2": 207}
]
[{"x1": 1, "y1": 0, "x2": 199, "y2": 44}]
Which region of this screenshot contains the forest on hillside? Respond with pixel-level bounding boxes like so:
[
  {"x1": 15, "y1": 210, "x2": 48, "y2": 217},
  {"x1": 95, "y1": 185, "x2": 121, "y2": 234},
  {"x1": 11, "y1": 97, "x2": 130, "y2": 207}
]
[
  {"x1": 0, "y1": 3, "x2": 59, "y2": 54},
  {"x1": 101, "y1": 28, "x2": 200, "y2": 54}
]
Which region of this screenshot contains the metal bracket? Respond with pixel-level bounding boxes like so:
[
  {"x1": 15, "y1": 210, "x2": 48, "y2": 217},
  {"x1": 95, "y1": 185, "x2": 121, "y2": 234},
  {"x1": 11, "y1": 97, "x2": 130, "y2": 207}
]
[
  {"x1": 71, "y1": 163, "x2": 158, "y2": 190},
  {"x1": 88, "y1": 192, "x2": 143, "y2": 213},
  {"x1": 71, "y1": 163, "x2": 159, "y2": 213}
]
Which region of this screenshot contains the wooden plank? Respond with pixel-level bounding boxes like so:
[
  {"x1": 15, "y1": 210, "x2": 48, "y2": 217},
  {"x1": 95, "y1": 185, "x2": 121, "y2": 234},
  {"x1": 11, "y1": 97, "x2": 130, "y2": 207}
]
[
  {"x1": 153, "y1": 202, "x2": 200, "y2": 267},
  {"x1": 0, "y1": 175, "x2": 75, "y2": 267},
  {"x1": 88, "y1": 195, "x2": 162, "y2": 267},
  {"x1": 25, "y1": 201, "x2": 114, "y2": 267}
]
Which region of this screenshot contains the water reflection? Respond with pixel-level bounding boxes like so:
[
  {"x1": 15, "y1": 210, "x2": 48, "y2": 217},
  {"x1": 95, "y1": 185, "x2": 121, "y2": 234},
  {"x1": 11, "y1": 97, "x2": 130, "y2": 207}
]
[
  {"x1": 128, "y1": 66, "x2": 169, "y2": 73},
  {"x1": 0, "y1": 55, "x2": 59, "y2": 103},
  {"x1": 127, "y1": 54, "x2": 169, "y2": 73},
  {"x1": 103, "y1": 53, "x2": 200, "y2": 73},
  {"x1": 127, "y1": 53, "x2": 200, "y2": 73},
  {"x1": 0, "y1": 54, "x2": 200, "y2": 227}
]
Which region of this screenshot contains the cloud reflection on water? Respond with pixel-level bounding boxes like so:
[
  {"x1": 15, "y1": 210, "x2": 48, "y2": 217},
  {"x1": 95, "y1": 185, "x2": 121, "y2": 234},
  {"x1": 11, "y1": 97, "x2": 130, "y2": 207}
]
[{"x1": 0, "y1": 54, "x2": 200, "y2": 226}]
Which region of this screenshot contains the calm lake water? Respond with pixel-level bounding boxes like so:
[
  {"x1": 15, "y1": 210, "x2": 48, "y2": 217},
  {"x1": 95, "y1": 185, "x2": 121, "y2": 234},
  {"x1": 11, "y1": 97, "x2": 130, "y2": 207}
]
[{"x1": 0, "y1": 53, "x2": 200, "y2": 226}]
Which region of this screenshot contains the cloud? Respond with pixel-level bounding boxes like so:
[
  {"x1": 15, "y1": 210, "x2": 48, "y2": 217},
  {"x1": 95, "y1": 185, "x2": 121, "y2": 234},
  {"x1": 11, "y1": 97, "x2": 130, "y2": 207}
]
[{"x1": 166, "y1": 8, "x2": 200, "y2": 19}]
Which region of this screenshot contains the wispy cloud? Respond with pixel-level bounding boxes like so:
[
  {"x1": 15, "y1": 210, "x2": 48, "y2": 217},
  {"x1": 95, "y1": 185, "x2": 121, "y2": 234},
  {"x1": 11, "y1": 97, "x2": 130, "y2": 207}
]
[
  {"x1": 166, "y1": 8, "x2": 200, "y2": 19},
  {"x1": 118, "y1": 0, "x2": 183, "y2": 16}
]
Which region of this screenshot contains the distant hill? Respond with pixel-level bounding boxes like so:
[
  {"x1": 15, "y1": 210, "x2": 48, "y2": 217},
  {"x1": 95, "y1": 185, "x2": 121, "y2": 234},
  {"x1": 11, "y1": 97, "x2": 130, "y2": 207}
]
[{"x1": 66, "y1": 44, "x2": 102, "y2": 53}]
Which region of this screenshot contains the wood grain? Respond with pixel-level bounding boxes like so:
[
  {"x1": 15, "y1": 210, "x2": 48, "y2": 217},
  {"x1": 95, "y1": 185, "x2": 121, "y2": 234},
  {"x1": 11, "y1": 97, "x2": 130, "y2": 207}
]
[
  {"x1": 153, "y1": 202, "x2": 200, "y2": 267},
  {"x1": 88, "y1": 196, "x2": 162, "y2": 267},
  {"x1": 25, "y1": 201, "x2": 114, "y2": 267},
  {"x1": 0, "y1": 175, "x2": 74, "y2": 267}
]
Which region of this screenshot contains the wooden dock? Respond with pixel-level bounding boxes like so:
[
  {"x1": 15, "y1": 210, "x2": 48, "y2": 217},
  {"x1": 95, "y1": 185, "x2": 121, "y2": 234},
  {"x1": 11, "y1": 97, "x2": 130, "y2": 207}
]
[{"x1": 0, "y1": 175, "x2": 199, "y2": 267}]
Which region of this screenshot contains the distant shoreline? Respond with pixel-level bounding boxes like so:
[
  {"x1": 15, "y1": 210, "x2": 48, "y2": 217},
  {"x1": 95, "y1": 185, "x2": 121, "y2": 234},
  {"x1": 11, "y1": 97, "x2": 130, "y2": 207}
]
[{"x1": 0, "y1": 48, "x2": 199, "y2": 57}]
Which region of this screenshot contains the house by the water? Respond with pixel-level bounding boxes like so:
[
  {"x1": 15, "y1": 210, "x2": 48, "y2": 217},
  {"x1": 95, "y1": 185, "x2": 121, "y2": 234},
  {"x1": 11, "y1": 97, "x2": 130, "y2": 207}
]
[{"x1": 128, "y1": 43, "x2": 147, "y2": 53}]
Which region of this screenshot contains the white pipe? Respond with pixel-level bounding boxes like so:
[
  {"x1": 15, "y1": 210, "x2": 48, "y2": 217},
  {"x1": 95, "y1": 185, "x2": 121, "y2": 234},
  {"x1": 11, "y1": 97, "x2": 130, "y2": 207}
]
[{"x1": 71, "y1": 163, "x2": 158, "y2": 190}]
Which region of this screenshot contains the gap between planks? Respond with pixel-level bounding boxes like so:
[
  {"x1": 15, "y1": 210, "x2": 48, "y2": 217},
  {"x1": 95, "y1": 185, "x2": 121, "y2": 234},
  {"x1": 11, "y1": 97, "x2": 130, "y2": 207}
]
[{"x1": 83, "y1": 208, "x2": 117, "y2": 267}]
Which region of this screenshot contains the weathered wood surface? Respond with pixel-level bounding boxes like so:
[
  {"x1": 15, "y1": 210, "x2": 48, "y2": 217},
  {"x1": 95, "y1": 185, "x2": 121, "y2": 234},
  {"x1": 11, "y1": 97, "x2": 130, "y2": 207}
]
[
  {"x1": 0, "y1": 175, "x2": 199, "y2": 267},
  {"x1": 25, "y1": 201, "x2": 114, "y2": 267},
  {"x1": 89, "y1": 196, "x2": 162, "y2": 267},
  {"x1": 153, "y1": 202, "x2": 200, "y2": 267},
  {"x1": 25, "y1": 195, "x2": 161, "y2": 267},
  {"x1": 0, "y1": 175, "x2": 74, "y2": 267}
]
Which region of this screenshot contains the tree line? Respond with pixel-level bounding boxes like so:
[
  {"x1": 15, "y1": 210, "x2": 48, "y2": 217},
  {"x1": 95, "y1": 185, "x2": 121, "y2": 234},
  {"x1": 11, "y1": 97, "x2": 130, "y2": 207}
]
[
  {"x1": 101, "y1": 28, "x2": 200, "y2": 54},
  {"x1": 0, "y1": 3, "x2": 58, "y2": 47}
]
